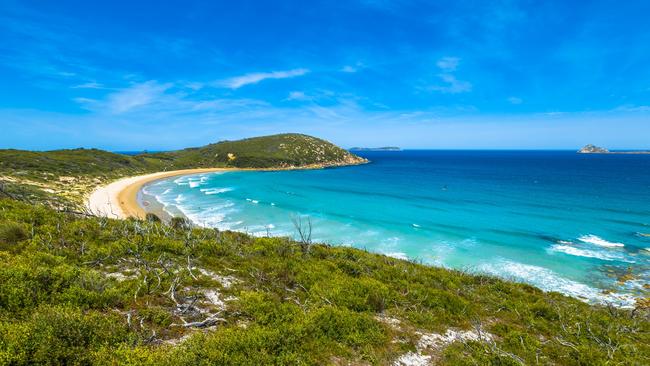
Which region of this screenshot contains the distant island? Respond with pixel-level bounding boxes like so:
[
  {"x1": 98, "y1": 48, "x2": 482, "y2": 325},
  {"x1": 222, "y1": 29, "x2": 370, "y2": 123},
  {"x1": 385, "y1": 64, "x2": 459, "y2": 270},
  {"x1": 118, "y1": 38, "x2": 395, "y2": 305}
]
[
  {"x1": 349, "y1": 146, "x2": 401, "y2": 151},
  {"x1": 578, "y1": 144, "x2": 650, "y2": 154},
  {"x1": 578, "y1": 144, "x2": 609, "y2": 153}
]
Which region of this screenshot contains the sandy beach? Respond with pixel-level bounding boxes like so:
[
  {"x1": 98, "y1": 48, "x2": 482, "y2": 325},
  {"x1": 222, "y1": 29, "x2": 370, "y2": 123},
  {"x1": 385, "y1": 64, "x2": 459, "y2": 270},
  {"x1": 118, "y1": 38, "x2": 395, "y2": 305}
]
[
  {"x1": 86, "y1": 168, "x2": 233, "y2": 219},
  {"x1": 86, "y1": 158, "x2": 369, "y2": 220}
]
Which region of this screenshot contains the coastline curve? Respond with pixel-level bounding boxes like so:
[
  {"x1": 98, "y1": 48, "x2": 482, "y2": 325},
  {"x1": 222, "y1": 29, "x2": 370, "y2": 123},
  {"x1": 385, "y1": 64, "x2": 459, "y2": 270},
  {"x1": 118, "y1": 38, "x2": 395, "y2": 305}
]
[
  {"x1": 85, "y1": 160, "x2": 369, "y2": 220},
  {"x1": 86, "y1": 168, "x2": 233, "y2": 219}
]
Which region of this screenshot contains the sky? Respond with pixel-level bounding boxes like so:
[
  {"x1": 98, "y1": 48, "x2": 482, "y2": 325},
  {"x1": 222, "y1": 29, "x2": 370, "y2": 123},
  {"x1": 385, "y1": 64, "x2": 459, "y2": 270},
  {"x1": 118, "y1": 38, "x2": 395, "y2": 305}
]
[{"x1": 1, "y1": 0, "x2": 649, "y2": 150}]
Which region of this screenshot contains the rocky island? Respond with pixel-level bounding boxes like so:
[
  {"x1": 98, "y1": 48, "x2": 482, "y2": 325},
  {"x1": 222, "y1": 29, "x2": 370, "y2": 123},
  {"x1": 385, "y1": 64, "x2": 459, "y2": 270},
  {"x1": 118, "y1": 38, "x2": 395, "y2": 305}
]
[
  {"x1": 578, "y1": 144, "x2": 650, "y2": 154},
  {"x1": 578, "y1": 144, "x2": 610, "y2": 153}
]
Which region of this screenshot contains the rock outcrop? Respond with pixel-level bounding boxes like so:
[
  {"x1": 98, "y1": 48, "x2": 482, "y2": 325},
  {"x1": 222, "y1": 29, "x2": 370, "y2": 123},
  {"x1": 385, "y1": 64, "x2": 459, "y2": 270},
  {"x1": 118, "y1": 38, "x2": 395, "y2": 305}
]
[{"x1": 578, "y1": 144, "x2": 609, "y2": 154}]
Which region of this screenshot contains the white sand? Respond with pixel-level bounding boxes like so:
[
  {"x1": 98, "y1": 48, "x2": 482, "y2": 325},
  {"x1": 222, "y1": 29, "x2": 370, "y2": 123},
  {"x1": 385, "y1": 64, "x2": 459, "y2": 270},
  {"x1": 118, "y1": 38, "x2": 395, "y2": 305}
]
[
  {"x1": 85, "y1": 163, "x2": 350, "y2": 220},
  {"x1": 86, "y1": 169, "x2": 231, "y2": 219},
  {"x1": 86, "y1": 174, "x2": 153, "y2": 219}
]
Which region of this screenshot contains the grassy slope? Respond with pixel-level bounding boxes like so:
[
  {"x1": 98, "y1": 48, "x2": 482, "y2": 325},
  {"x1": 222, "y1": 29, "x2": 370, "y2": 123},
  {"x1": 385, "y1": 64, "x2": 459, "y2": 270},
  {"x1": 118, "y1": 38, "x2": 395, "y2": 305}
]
[
  {"x1": 0, "y1": 134, "x2": 364, "y2": 179},
  {"x1": 0, "y1": 199, "x2": 648, "y2": 365},
  {"x1": 0, "y1": 134, "x2": 365, "y2": 207},
  {"x1": 0, "y1": 148, "x2": 167, "y2": 208},
  {"x1": 148, "y1": 133, "x2": 366, "y2": 169},
  {"x1": 0, "y1": 148, "x2": 165, "y2": 181}
]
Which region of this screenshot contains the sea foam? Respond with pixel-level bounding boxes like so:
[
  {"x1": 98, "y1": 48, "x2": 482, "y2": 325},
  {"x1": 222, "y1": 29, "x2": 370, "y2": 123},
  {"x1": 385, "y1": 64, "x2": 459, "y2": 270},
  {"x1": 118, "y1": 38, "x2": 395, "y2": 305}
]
[
  {"x1": 384, "y1": 252, "x2": 409, "y2": 260},
  {"x1": 140, "y1": 154, "x2": 649, "y2": 308},
  {"x1": 173, "y1": 177, "x2": 188, "y2": 185},
  {"x1": 578, "y1": 234, "x2": 625, "y2": 248},
  {"x1": 478, "y1": 260, "x2": 636, "y2": 308},
  {"x1": 549, "y1": 244, "x2": 633, "y2": 263},
  {"x1": 176, "y1": 202, "x2": 236, "y2": 229},
  {"x1": 200, "y1": 187, "x2": 232, "y2": 195}
]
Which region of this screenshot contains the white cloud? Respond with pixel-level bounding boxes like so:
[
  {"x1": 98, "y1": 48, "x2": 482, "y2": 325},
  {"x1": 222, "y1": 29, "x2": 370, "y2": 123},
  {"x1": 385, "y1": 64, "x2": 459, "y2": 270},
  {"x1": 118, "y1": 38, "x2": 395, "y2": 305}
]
[
  {"x1": 436, "y1": 57, "x2": 460, "y2": 72},
  {"x1": 614, "y1": 104, "x2": 650, "y2": 112},
  {"x1": 73, "y1": 97, "x2": 96, "y2": 105},
  {"x1": 71, "y1": 82, "x2": 104, "y2": 89},
  {"x1": 508, "y1": 96, "x2": 523, "y2": 104},
  {"x1": 73, "y1": 79, "x2": 274, "y2": 119},
  {"x1": 429, "y1": 57, "x2": 471, "y2": 93},
  {"x1": 190, "y1": 98, "x2": 269, "y2": 111},
  {"x1": 341, "y1": 62, "x2": 365, "y2": 73},
  {"x1": 218, "y1": 68, "x2": 309, "y2": 89},
  {"x1": 430, "y1": 74, "x2": 472, "y2": 94},
  {"x1": 286, "y1": 91, "x2": 309, "y2": 101},
  {"x1": 9, "y1": 90, "x2": 650, "y2": 151},
  {"x1": 74, "y1": 81, "x2": 173, "y2": 114},
  {"x1": 106, "y1": 81, "x2": 172, "y2": 113},
  {"x1": 181, "y1": 81, "x2": 204, "y2": 90}
]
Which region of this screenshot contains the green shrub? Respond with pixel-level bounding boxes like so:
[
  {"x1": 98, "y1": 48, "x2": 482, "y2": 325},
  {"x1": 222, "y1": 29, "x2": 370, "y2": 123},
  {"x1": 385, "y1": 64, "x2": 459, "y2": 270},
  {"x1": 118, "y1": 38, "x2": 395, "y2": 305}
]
[
  {"x1": 145, "y1": 213, "x2": 161, "y2": 223},
  {"x1": 0, "y1": 198, "x2": 647, "y2": 365},
  {"x1": 0, "y1": 305, "x2": 133, "y2": 365},
  {"x1": 0, "y1": 221, "x2": 28, "y2": 247},
  {"x1": 169, "y1": 216, "x2": 190, "y2": 230},
  {"x1": 306, "y1": 307, "x2": 387, "y2": 349}
]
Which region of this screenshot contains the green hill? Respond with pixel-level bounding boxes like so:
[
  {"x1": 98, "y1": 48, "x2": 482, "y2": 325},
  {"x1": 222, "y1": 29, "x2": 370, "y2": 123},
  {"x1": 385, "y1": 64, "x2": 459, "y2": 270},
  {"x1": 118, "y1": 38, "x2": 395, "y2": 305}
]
[
  {"x1": 0, "y1": 148, "x2": 165, "y2": 208},
  {"x1": 0, "y1": 148, "x2": 166, "y2": 181},
  {"x1": 147, "y1": 133, "x2": 367, "y2": 169},
  {"x1": 0, "y1": 134, "x2": 365, "y2": 207},
  {"x1": 0, "y1": 134, "x2": 365, "y2": 179}
]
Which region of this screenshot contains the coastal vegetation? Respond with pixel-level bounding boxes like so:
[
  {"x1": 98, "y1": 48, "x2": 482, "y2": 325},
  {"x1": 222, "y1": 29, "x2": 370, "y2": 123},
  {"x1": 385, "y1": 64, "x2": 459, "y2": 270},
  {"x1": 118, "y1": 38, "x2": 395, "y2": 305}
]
[
  {"x1": 0, "y1": 198, "x2": 648, "y2": 365},
  {"x1": 0, "y1": 134, "x2": 365, "y2": 208},
  {"x1": 148, "y1": 134, "x2": 367, "y2": 169},
  {"x1": 0, "y1": 135, "x2": 648, "y2": 365}
]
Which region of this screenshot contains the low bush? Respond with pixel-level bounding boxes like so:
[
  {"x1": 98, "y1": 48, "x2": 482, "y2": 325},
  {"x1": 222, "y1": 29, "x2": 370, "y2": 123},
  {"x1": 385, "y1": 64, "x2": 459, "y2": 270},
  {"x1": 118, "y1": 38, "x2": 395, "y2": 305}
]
[
  {"x1": 0, "y1": 221, "x2": 28, "y2": 247},
  {"x1": 0, "y1": 198, "x2": 646, "y2": 365},
  {"x1": 169, "y1": 216, "x2": 190, "y2": 230},
  {"x1": 145, "y1": 213, "x2": 161, "y2": 223}
]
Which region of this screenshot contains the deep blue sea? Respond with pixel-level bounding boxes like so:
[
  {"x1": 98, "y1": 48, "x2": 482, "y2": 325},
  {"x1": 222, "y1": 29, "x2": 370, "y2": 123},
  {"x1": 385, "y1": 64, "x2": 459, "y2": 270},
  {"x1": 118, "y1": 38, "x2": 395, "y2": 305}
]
[{"x1": 143, "y1": 151, "x2": 650, "y2": 307}]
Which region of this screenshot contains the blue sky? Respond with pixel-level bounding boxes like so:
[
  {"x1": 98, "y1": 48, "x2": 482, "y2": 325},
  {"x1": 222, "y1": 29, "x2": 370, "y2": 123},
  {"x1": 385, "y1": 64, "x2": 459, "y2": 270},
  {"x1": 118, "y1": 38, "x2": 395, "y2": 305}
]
[{"x1": 1, "y1": 0, "x2": 649, "y2": 150}]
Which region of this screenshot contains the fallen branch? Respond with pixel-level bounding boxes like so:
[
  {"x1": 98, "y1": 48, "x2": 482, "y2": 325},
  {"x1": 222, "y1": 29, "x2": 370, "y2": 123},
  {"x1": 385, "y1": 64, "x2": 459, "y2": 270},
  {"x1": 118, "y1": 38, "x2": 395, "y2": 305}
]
[{"x1": 171, "y1": 313, "x2": 226, "y2": 328}]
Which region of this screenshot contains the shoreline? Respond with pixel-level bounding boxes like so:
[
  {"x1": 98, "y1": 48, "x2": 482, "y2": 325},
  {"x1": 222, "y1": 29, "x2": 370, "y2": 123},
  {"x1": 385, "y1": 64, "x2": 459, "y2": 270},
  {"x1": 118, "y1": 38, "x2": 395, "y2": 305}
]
[
  {"x1": 86, "y1": 168, "x2": 236, "y2": 219},
  {"x1": 86, "y1": 160, "x2": 368, "y2": 220},
  {"x1": 84, "y1": 160, "x2": 644, "y2": 308}
]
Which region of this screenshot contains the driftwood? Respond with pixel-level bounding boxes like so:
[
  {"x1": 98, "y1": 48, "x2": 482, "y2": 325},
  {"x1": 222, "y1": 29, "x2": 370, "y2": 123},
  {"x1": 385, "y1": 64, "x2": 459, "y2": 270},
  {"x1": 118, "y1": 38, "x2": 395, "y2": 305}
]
[{"x1": 171, "y1": 313, "x2": 226, "y2": 328}]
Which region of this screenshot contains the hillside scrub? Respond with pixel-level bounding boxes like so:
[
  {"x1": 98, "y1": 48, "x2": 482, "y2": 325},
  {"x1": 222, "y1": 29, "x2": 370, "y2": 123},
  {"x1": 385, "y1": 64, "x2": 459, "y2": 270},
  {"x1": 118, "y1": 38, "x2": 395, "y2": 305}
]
[
  {"x1": 0, "y1": 198, "x2": 647, "y2": 365},
  {"x1": 146, "y1": 133, "x2": 367, "y2": 169},
  {"x1": 0, "y1": 134, "x2": 364, "y2": 180},
  {"x1": 0, "y1": 134, "x2": 366, "y2": 209}
]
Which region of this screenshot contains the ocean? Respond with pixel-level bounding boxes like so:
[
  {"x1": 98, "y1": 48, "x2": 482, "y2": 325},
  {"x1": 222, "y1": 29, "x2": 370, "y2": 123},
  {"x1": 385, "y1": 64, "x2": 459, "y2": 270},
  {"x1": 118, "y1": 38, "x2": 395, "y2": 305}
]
[{"x1": 142, "y1": 151, "x2": 650, "y2": 307}]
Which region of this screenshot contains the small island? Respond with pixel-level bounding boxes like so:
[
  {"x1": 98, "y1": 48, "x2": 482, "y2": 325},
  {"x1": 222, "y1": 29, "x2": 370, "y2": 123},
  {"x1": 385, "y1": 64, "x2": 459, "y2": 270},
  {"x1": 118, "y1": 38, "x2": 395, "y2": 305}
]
[
  {"x1": 578, "y1": 144, "x2": 650, "y2": 154},
  {"x1": 578, "y1": 144, "x2": 610, "y2": 153},
  {"x1": 349, "y1": 146, "x2": 401, "y2": 151}
]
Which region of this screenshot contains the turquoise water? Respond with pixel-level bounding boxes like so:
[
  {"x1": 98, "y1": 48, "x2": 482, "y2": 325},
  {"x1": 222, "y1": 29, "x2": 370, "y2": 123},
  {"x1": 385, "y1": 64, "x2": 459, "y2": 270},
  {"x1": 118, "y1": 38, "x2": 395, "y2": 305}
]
[{"x1": 143, "y1": 151, "x2": 650, "y2": 307}]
